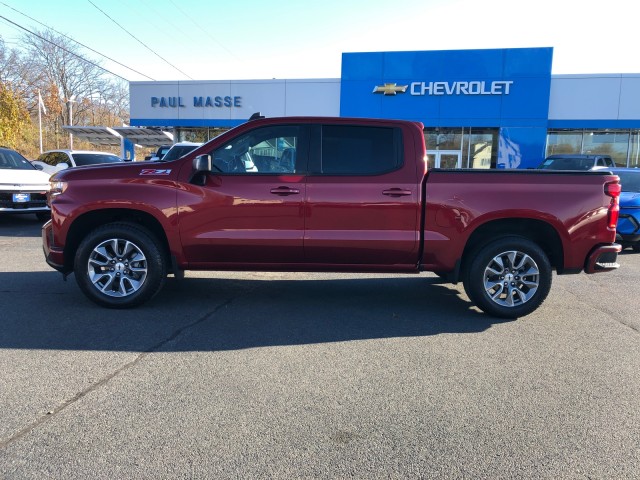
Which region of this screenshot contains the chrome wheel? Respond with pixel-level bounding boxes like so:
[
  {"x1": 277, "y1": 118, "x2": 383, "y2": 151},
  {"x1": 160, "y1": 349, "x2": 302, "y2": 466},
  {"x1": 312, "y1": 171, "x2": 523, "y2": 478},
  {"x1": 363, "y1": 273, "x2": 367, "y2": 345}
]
[
  {"x1": 483, "y1": 250, "x2": 539, "y2": 308},
  {"x1": 87, "y1": 238, "x2": 148, "y2": 297}
]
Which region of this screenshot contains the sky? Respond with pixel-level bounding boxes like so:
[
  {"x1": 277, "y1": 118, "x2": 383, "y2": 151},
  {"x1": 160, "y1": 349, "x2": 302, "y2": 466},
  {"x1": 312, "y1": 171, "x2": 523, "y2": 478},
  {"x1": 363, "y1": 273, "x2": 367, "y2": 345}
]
[{"x1": 0, "y1": 0, "x2": 639, "y2": 83}]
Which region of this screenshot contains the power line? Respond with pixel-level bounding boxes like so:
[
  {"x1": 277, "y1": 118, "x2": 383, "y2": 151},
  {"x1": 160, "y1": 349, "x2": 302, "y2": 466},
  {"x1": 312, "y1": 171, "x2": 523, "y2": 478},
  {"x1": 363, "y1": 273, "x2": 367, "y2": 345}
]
[
  {"x1": 167, "y1": 0, "x2": 238, "y2": 60},
  {"x1": 0, "y1": 14, "x2": 130, "y2": 82},
  {"x1": 88, "y1": 0, "x2": 194, "y2": 81},
  {"x1": 0, "y1": 1, "x2": 155, "y2": 81}
]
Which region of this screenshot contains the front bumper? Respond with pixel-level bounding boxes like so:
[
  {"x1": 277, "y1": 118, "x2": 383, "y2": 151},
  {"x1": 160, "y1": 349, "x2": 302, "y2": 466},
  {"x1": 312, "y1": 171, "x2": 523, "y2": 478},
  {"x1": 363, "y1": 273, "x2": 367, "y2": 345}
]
[
  {"x1": 585, "y1": 243, "x2": 621, "y2": 273},
  {"x1": 42, "y1": 220, "x2": 69, "y2": 273}
]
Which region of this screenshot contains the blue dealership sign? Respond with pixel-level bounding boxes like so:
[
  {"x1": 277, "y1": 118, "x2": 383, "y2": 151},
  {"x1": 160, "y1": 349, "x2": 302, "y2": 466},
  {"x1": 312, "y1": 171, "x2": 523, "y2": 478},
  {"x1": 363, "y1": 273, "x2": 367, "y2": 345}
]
[
  {"x1": 340, "y1": 47, "x2": 552, "y2": 127},
  {"x1": 340, "y1": 48, "x2": 553, "y2": 168}
]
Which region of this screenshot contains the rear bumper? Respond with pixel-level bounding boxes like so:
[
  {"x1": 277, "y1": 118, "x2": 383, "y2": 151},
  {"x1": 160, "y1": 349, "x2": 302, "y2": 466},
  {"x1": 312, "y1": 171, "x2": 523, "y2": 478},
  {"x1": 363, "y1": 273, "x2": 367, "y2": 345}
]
[{"x1": 585, "y1": 243, "x2": 621, "y2": 273}]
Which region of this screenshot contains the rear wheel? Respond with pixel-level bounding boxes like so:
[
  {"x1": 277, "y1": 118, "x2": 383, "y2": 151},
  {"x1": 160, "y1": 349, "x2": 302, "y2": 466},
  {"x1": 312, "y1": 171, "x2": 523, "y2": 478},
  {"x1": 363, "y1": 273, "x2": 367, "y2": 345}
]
[
  {"x1": 74, "y1": 223, "x2": 166, "y2": 308},
  {"x1": 463, "y1": 236, "x2": 552, "y2": 318}
]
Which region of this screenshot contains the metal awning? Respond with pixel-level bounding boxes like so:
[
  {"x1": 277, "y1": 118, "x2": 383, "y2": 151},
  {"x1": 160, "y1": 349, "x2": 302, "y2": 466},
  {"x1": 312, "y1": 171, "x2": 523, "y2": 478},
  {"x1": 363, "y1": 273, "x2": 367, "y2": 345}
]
[
  {"x1": 112, "y1": 127, "x2": 173, "y2": 147},
  {"x1": 61, "y1": 126, "x2": 122, "y2": 146},
  {"x1": 62, "y1": 126, "x2": 173, "y2": 147}
]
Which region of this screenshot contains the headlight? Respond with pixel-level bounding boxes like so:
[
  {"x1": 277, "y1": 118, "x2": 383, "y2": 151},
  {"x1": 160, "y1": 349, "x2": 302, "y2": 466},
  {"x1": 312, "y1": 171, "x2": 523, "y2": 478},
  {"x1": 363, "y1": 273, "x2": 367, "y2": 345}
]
[{"x1": 49, "y1": 181, "x2": 68, "y2": 198}]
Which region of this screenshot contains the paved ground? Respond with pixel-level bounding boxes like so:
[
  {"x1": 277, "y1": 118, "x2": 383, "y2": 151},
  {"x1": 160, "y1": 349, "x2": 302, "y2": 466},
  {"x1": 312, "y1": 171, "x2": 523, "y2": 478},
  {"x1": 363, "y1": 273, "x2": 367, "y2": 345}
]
[{"x1": 0, "y1": 214, "x2": 638, "y2": 479}]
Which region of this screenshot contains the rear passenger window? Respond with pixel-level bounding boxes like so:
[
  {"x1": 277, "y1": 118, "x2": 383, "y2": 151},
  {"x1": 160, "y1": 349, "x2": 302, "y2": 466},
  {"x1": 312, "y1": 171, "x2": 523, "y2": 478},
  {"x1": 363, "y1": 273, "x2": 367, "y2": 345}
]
[{"x1": 319, "y1": 125, "x2": 402, "y2": 175}]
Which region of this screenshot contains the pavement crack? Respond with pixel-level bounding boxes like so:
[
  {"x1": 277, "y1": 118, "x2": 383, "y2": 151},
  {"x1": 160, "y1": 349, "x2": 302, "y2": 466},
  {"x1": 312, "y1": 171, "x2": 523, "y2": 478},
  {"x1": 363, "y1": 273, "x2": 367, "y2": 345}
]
[{"x1": 0, "y1": 297, "x2": 234, "y2": 450}]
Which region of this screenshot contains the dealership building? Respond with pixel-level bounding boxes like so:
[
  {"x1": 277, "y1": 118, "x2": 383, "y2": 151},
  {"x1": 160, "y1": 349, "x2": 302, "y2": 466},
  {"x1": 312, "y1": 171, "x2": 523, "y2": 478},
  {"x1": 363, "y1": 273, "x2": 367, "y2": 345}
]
[{"x1": 128, "y1": 47, "x2": 640, "y2": 169}]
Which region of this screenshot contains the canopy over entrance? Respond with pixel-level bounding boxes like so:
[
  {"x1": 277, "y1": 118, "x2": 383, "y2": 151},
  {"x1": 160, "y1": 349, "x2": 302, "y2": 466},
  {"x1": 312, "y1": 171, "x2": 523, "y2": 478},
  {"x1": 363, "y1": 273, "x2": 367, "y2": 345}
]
[{"x1": 62, "y1": 126, "x2": 174, "y2": 159}]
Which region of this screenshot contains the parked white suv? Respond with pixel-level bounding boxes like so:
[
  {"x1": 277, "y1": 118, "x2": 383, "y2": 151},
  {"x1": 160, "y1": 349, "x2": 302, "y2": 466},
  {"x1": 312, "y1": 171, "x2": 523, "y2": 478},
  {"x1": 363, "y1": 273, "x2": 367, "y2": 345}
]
[{"x1": 0, "y1": 146, "x2": 51, "y2": 220}]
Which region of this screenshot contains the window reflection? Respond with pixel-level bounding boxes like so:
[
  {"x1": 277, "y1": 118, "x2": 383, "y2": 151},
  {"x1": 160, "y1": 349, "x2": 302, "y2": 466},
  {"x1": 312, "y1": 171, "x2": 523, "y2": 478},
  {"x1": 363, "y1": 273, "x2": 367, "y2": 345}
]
[
  {"x1": 630, "y1": 131, "x2": 640, "y2": 168},
  {"x1": 546, "y1": 129, "x2": 638, "y2": 167},
  {"x1": 425, "y1": 127, "x2": 498, "y2": 169}
]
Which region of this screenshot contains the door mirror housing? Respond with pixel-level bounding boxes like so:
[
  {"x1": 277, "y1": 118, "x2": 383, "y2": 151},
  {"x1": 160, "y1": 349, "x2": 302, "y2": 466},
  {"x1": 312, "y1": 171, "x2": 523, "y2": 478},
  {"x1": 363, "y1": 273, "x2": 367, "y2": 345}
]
[
  {"x1": 193, "y1": 154, "x2": 212, "y2": 172},
  {"x1": 190, "y1": 154, "x2": 212, "y2": 186}
]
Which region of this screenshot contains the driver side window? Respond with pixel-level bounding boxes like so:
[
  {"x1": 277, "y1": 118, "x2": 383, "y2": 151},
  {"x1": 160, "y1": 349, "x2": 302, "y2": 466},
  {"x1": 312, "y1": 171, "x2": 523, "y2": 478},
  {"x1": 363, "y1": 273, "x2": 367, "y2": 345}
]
[{"x1": 209, "y1": 125, "x2": 301, "y2": 174}]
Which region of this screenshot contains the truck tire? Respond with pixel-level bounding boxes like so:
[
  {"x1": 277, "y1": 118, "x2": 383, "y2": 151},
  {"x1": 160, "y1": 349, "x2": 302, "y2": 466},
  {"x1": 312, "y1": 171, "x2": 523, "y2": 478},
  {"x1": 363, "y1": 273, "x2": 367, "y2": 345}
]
[
  {"x1": 463, "y1": 236, "x2": 552, "y2": 319},
  {"x1": 74, "y1": 223, "x2": 167, "y2": 308}
]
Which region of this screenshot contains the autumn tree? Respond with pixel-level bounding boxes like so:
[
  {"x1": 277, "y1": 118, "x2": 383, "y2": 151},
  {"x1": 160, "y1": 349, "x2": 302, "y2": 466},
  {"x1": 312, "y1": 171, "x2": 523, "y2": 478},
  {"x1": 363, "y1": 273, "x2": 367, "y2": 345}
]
[{"x1": 0, "y1": 30, "x2": 130, "y2": 155}]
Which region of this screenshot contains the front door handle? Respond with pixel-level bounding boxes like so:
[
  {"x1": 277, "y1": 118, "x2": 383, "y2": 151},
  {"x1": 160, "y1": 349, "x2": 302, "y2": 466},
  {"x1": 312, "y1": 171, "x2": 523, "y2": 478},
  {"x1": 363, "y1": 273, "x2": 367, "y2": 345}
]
[
  {"x1": 270, "y1": 186, "x2": 300, "y2": 196},
  {"x1": 382, "y1": 188, "x2": 412, "y2": 197}
]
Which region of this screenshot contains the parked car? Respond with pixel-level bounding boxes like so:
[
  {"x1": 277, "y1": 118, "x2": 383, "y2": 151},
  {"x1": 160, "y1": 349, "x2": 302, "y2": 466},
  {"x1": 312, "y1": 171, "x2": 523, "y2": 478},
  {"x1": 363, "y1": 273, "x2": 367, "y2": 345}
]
[
  {"x1": 0, "y1": 146, "x2": 51, "y2": 220},
  {"x1": 609, "y1": 168, "x2": 640, "y2": 252},
  {"x1": 538, "y1": 154, "x2": 616, "y2": 171},
  {"x1": 158, "y1": 142, "x2": 203, "y2": 162},
  {"x1": 33, "y1": 150, "x2": 123, "y2": 175},
  {"x1": 145, "y1": 145, "x2": 171, "y2": 161}
]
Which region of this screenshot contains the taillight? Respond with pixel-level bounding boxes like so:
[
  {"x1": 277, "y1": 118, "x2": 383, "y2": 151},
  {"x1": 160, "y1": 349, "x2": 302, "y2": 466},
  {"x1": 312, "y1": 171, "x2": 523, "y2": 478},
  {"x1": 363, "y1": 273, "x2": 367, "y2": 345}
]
[{"x1": 605, "y1": 180, "x2": 621, "y2": 230}]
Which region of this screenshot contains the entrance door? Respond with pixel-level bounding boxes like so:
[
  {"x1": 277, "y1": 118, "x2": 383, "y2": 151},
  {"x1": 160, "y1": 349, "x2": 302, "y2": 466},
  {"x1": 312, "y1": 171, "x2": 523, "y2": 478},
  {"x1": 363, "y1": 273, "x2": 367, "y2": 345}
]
[{"x1": 426, "y1": 150, "x2": 462, "y2": 169}]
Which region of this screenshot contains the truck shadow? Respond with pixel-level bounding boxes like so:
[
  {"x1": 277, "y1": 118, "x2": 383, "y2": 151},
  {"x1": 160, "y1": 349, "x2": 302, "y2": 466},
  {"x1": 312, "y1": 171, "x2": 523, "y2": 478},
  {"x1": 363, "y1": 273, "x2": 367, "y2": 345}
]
[{"x1": 0, "y1": 271, "x2": 514, "y2": 353}]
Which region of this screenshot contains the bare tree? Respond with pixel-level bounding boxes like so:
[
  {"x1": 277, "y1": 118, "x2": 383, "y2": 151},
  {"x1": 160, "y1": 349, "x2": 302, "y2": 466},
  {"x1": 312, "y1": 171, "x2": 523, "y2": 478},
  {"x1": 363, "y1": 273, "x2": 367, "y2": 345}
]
[{"x1": 0, "y1": 30, "x2": 131, "y2": 154}]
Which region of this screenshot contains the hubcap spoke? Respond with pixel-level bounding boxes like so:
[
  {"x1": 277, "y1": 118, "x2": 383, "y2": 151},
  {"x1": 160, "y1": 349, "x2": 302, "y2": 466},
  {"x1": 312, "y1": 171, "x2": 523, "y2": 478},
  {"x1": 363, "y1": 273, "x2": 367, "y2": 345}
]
[
  {"x1": 483, "y1": 249, "x2": 540, "y2": 309},
  {"x1": 87, "y1": 237, "x2": 148, "y2": 298}
]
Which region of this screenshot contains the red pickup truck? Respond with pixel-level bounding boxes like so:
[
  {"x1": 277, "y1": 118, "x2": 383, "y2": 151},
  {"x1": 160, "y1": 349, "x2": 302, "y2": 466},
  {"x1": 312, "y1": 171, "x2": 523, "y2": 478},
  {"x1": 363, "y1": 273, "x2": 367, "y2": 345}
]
[{"x1": 42, "y1": 116, "x2": 622, "y2": 318}]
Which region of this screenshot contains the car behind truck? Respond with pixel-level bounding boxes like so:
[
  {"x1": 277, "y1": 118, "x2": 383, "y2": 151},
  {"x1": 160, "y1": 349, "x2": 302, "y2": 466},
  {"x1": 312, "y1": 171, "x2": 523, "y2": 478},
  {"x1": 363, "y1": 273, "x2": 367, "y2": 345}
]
[{"x1": 42, "y1": 116, "x2": 622, "y2": 318}]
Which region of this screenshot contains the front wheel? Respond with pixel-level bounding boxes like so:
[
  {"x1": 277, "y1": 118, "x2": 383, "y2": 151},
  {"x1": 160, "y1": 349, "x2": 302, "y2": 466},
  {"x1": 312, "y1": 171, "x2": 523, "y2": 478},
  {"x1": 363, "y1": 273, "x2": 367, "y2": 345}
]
[
  {"x1": 463, "y1": 236, "x2": 552, "y2": 319},
  {"x1": 74, "y1": 223, "x2": 167, "y2": 308},
  {"x1": 632, "y1": 244, "x2": 640, "y2": 253}
]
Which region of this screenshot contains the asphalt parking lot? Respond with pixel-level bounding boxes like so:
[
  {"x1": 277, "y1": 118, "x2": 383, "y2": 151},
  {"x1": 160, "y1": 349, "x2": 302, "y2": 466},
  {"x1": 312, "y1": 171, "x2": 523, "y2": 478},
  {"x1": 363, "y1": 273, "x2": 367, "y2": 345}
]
[{"x1": 0, "y1": 214, "x2": 639, "y2": 479}]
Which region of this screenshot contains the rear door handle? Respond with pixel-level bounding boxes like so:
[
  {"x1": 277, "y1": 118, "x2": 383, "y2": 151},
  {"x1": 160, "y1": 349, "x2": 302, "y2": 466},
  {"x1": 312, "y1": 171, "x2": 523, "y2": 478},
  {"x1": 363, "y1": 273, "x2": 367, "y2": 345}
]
[
  {"x1": 382, "y1": 188, "x2": 412, "y2": 197},
  {"x1": 270, "y1": 186, "x2": 300, "y2": 196}
]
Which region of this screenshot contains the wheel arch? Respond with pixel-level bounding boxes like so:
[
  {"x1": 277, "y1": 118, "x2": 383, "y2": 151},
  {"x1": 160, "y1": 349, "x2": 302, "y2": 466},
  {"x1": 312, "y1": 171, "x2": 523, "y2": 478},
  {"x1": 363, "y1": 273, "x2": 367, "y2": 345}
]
[
  {"x1": 63, "y1": 208, "x2": 172, "y2": 272},
  {"x1": 459, "y1": 218, "x2": 564, "y2": 280}
]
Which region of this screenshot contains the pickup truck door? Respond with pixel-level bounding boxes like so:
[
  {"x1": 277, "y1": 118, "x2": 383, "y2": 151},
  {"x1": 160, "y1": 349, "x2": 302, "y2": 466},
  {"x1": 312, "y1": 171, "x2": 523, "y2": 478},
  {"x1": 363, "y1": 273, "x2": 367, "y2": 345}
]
[
  {"x1": 304, "y1": 124, "x2": 421, "y2": 267},
  {"x1": 177, "y1": 125, "x2": 308, "y2": 266}
]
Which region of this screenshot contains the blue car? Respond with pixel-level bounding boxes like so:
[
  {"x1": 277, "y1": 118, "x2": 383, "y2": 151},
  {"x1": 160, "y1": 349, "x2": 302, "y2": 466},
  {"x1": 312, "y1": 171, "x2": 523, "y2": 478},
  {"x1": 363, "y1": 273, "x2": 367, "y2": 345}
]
[{"x1": 610, "y1": 168, "x2": 640, "y2": 252}]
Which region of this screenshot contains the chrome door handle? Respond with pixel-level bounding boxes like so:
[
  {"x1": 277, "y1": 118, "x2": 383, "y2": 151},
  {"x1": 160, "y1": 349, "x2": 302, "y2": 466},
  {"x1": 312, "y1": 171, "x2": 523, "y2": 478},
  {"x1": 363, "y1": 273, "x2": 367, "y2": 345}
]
[
  {"x1": 270, "y1": 187, "x2": 300, "y2": 196},
  {"x1": 382, "y1": 188, "x2": 412, "y2": 197}
]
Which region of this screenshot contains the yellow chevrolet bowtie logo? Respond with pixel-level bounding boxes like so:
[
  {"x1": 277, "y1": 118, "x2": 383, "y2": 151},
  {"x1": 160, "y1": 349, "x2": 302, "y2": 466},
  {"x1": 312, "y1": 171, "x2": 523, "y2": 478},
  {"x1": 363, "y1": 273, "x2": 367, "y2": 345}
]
[{"x1": 372, "y1": 83, "x2": 408, "y2": 95}]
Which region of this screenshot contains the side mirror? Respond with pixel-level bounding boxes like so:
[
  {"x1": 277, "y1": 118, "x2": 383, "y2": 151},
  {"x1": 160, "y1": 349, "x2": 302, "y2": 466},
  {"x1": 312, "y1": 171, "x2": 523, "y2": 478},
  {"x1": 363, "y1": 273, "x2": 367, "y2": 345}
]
[
  {"x1": 33, "y1": 163, "x2": 43, "y2": 170},
  {"x1": 190, "y1": 154, "x2": 212, "y2": 186},
  {"x1": 193, "y1": 154, "x2": 212, "y2": 172}
]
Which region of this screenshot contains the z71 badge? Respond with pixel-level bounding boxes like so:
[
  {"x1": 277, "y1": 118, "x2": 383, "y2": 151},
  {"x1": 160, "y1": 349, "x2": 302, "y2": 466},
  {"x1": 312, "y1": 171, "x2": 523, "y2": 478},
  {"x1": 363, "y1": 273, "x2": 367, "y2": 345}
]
[{"x1": 140, "y1": 169, "x2": 172, "y2": 175}]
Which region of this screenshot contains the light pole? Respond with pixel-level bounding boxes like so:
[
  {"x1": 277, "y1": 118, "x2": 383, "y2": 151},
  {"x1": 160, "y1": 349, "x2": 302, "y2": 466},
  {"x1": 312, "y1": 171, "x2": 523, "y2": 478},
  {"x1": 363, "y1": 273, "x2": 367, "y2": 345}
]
[{"x1": 67, "y1": 95, "x2": 77, "y2": 150}]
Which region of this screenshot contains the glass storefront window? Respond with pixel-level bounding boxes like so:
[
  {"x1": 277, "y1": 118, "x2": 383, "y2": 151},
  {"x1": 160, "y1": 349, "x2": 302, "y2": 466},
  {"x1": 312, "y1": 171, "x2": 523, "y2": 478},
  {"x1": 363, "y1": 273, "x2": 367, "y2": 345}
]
[
  {"x1": 546, "y1": 131, "x2": 582, "y2": 155},
  {"x1": 546, "y1": 129, "x2": 639, "y2": 167},
  {"x1": 176, "y1": 127, "x2": 228, "y2": 143},
  {"x1": 630, "y1": 131, "x2": 640, "y2": 168},
  {"x1": 583, "y1": 131, "x2": 629, "y2": 167},
  {"x1": 425, "y1": 127, "x2": 498, "y2": 169},
  {"x1": 424, "y1": 128, "x2": 463, "y2": 151},
  {"x1": 463, "y1": 128, "x2": 498, "y2": 169}
]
